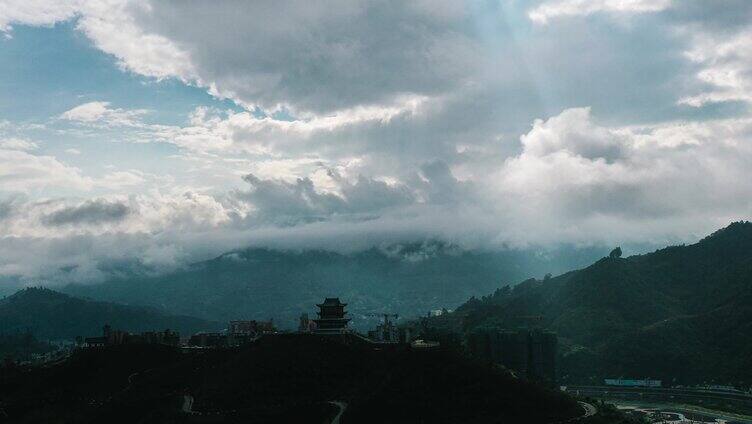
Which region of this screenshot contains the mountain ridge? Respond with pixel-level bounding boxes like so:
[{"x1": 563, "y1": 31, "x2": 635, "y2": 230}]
[{"x1": 61, "y1": 242, "x2": 607, "y2": 329}]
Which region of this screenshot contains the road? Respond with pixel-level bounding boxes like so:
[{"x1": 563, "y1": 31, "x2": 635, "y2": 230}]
[
  {"x1": 550, "y1": 400, "x2": 597, "y2": 423},
  {"x1": 329, "y1": 401, "x2": 348, "y2": 424},
  {"x1": 579, "y1": 401, "x2": 597, "y2": 419}
]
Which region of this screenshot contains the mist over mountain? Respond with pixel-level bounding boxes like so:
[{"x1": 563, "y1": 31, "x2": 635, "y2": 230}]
[
  {"x1": 431, "y1": 221, "x2": 752, "y2": 386},
  {"x1": 0, "y1": 287, "x2": 220, "y2": 340},
  {"x1": 61, "y1": 241, "x2": 607, "y2": 329}
]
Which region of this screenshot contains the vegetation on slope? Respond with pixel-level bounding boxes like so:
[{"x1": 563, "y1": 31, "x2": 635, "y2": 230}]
[
  {"x1": 0, "y1": 287, "x2": 221, "y2": 340},
  {"x1": 428, "y1": 222, "x2": 752, "y2": 386}
]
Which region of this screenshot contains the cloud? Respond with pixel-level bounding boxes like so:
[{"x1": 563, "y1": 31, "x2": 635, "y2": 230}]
[
  {"x1": 0, "y1": 148, "x2": 92, "y2": 192},
  {"x1": 111, "y1": 1, "x2": 476, "y2": 114},
  {"x1": 679, "y1": 27, "x2": 752, "y2": 107},
  {"x1": 0, "y1": 138, "x2": 38, "y2": 151},
  {"x1": 0, "y1": 195, "x2": 24, "y2": 221},
  {"x1": 41, "y1": 199, "x2": 130, "y2": 226},
  {"x1": 528, "y1": 0, "x2": 672, "y2": 25},
  {"x1": 525, "y1": 1, "x2": 752, "y2": 111},
  {"x1": 518, "y1": 107, "x2": 627, "y2": 161},
  {"x1": 151, "y1": 95, "x2": 428, "y2": 157},
  {"x1": 0, "y1": 0, "x2": 82, "y2": 34},
  {"x1": 235, "y1": 171, "x2": 415, "y2": 225},
  {"x1": 2, "y1": 1, "x2": 476, "y2": 115},
  {"x1": 495, "y1": 107, "x2": 752, "y2": 243},
  {"x1": 60, "y1": 101, "x2": 147, "y2": 127}
]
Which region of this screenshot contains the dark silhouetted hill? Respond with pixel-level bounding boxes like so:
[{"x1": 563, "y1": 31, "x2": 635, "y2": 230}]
[
  {"x1": 0, "y1": 334, "x2": 587, "y2": 423},
  {"x1": 432, "y1": 221, "x2": 752, "y2": 386},
  {"x1": 0, "y1": 287, "x2": 221, "y2": 340}
]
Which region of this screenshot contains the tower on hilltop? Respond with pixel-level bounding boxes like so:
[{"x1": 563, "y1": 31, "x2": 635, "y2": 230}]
[{"x1": 313, "y1": 297, "x2": 350, "y2": 334}]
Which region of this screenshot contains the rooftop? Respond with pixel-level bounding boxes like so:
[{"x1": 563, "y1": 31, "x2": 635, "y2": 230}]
[{"x1": 317, "y1": 297, "x2": 347, "y2": 307}]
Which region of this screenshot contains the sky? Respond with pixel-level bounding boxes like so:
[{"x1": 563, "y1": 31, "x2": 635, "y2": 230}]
[{"x1": 1, "y1": 0, "x2": 752, "y2": 284}]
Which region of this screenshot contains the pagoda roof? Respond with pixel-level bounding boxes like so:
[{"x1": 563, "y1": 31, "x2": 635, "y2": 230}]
[{"x1": 317, "y1": 297, "x2": 347, "y2": 307}]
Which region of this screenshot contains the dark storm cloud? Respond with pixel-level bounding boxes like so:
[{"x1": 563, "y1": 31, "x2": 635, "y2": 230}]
[
  {"x1": 0, "y1": 196, "x2": 23, "y2": 221},
  {"x1": 663, "y1": 0, "x2": 752, "y2": 32},
  {"x1": 42, "y1": 199, "x2": 131, "y2": 226},
  {"x1": 133, "y1": 0, "x2": 480, "y2": 113},
  {"x1": 237, "y1": 172, "x2": 416, "y2": 225}
]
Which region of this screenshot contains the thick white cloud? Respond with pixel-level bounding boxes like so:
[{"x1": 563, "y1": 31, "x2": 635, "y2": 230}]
[
  {"x1": 0, "y1": 0, "x2": 82, "y2": 34},
  {"x1": 495, "y1": 108, "x2": 752, "y2": 244}
]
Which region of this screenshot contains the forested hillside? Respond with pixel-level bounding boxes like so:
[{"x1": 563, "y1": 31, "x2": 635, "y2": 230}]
[
  {"x1": 431, "y1": 222, "x2": 752, "y2": 386},
  {"x1": 0, "y1": 288, "x2": 220, "y2": 340}
]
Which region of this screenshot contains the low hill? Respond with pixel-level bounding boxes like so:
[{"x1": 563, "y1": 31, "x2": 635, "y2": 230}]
[
  {"x1": 0, "y1": 288, "x2": 221, "y2": 340},
  {"x1": 62, "y1": 242, "x2": 605, "y2": 329},
  {"x1": 430, "y1": 221, "x2": 752, "y2": 386},
  {"x1": 0, "y1": 334, "x2": 593, "y2": 423}
]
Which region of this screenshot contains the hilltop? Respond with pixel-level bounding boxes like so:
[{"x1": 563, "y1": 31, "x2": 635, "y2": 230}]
[
  {"x1": 0, "y1": 288, "x2": 221, "y2": 340},
  {"x1": 430, "y1": 221, "x2": 752, "y2": 385},
  {"x1": 0, "y1": 334, "x2": 592, "y2": 424}
]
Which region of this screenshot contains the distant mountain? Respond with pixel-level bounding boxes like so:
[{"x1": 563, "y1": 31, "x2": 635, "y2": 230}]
[
  {"x1": 431, "y1": 221, "x2": 752, "y2": 386},
  {"x1": 62, "y1": 242, "x2": 606, "y2": 329},
  {"x1": 0, "y1": 288, "x2": 221, "y2": 340}
]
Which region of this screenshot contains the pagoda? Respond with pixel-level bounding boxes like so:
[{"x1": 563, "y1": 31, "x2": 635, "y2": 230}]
[{"x1": 313, "y1": 297, "x2": 350, "y2": 334}]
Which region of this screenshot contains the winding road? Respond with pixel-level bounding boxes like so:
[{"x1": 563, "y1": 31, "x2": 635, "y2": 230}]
[
  {"x1": 551, "y1": 401, "x2": 597, "y2": 423},
  {"x1": 579, "y1": 401, "x2": 597, "y2": 419}
]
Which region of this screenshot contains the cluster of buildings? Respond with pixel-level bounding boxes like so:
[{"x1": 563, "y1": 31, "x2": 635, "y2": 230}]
[
  {"x1": 76, "y1": 298, "x2": 446, "y2": 356},
  {"x1": 188, "y1": 319, "x2": 276, "y2": 348},
  {"x1": 73, "y1": 297, "x2": 561, "y2": 388},
  {"x1": 467, "y1": 328, "x2": 558, "y2": 385},
  {"x1": 80, "y1": 325, "x2": 180, "y2": 348}
]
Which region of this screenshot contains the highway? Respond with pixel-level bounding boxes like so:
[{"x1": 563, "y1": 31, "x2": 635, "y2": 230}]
[{"x1": 564, "y1": 385, "x2": 752, "y2": 411}]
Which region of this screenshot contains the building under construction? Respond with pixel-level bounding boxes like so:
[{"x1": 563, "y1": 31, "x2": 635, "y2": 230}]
[
  {"x1": 367, "y1": 313, "x2": 400, "y2": 343},
  {"x1": 468, "y1": 328, "x2": 557, "y2": 385}
]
